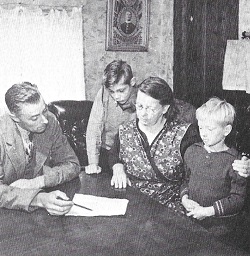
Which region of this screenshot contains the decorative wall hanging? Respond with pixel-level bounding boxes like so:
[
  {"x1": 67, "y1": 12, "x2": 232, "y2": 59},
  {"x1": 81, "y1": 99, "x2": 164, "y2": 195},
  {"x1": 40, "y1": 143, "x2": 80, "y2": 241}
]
[{"x1": 106, "y1": 0, "x2": 150, "y2": 52}]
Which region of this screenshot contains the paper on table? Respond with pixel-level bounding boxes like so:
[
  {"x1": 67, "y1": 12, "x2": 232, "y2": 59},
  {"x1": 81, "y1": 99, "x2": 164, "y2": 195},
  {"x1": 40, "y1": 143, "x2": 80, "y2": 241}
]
[{"x1": 66, "y1": 194, "x2": 129, "y2": 216}]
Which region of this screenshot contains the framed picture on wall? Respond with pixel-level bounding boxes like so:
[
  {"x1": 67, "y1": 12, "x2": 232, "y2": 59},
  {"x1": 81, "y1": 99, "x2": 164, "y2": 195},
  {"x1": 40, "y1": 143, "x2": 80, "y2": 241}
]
[{"x1": 106, "y1": 0, "x2": 150, "y2": 52}]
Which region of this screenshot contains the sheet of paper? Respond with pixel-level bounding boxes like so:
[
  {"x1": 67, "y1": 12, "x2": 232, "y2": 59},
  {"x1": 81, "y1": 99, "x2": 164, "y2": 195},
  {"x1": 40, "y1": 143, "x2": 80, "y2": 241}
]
[{"x1": 66, "y1": 194, "x2": 129, "y2": 217}]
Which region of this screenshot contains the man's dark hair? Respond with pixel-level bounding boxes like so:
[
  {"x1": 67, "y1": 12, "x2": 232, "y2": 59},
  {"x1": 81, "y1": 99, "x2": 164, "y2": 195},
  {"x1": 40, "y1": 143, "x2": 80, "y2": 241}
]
[{"x1": 5, "y1": 82, "x2": 41, "y2": 114}]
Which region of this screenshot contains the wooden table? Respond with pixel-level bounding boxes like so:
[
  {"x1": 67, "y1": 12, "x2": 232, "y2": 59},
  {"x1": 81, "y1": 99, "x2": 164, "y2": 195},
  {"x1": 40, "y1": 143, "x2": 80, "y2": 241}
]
[{"x1": 0, "y1": 172, "x2": 248, "y2": 256}]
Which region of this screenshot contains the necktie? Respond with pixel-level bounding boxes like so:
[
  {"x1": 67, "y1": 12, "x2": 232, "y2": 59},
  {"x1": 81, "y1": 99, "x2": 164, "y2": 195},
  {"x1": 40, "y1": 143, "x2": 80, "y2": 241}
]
[{"x1": 25, "y1": 133, "x2": 34, "y2": 163}]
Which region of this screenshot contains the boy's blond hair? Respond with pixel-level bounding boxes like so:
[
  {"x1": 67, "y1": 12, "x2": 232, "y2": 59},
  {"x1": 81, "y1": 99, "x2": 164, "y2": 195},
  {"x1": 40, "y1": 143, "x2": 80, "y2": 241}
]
[{"x1": 196, "y1": 97, "x2": 235, "y2": 126}]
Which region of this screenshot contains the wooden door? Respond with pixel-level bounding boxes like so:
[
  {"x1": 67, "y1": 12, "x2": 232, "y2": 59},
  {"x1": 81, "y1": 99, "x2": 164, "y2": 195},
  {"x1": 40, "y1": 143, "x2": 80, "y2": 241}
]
[{"x1": 173, "y1": 0, "x2": 239, "y2": 108}]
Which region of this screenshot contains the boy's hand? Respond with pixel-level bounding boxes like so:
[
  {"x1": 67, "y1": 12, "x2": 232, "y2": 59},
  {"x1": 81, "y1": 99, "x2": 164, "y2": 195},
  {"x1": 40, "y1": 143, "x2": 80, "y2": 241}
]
[
  {"x1": 182, "y1": 195, "x2": 200, "y2": 211},
  {"x1": 85, "y1": 164, "x2": 102, "y2": 174},
  {"x1": 187, "y1": 206, "x2": 215, "y2": 220}
]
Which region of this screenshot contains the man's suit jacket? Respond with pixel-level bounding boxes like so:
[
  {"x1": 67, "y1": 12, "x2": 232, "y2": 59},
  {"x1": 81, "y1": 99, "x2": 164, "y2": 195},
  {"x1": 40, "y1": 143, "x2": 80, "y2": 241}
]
[{"x1": 0, "y1": 112, "x2": 80, "y2": 211}]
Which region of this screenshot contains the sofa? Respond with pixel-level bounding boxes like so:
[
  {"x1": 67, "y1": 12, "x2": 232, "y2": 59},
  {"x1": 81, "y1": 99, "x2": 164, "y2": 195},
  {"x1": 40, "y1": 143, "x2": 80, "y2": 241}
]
[{"x1": 48, "y1": 100, "x2": 93, "y2": 167}]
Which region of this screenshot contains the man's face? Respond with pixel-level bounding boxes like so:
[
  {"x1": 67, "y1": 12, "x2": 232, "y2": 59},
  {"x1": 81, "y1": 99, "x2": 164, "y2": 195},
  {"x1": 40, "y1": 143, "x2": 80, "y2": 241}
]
[
  {"x1": 125, "y1": 11, "x2": 132, "y2": 22},
  {"x1": 12, "y1": 97, "x2": 49, "y2": 134}
]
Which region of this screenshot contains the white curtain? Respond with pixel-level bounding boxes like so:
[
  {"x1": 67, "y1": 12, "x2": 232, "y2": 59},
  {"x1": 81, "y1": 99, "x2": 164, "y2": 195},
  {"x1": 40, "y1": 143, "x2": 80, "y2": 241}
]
[{"x1": 0, "y1": 5, "x2": 85, "y2": 112}]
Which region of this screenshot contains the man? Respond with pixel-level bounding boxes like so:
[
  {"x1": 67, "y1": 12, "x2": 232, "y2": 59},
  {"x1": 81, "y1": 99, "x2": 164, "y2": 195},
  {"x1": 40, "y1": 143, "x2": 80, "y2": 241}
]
[
  {"x1": 0, "y1": 82, "x2": 80, "y2": 215},
  {"x1": 233, "y1": 156, "x2": 250, "y2": 177},
  {"x1": 120, "y1": 10, "x2": 136, "y2": 34}
]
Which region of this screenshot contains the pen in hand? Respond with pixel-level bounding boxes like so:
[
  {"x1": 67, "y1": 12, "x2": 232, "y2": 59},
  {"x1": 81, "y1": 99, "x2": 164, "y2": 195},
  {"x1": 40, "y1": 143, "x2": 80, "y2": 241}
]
[
  {"x1": 56, "y1": 196, "x2": 93, "y2": 211},
  {"x1": 73, "y1": 202, "x2": 93, "y2": 211}
]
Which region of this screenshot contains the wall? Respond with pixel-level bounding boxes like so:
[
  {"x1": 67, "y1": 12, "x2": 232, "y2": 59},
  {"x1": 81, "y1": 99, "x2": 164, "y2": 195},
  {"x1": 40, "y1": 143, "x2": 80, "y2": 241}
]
[
  {"x1": 174, "y1": 0, "x2": 239, "y2": 107},
  {"x1": 0, "y1": 0, "x2": 173, "y2": 101},
  {"x1": 0, "y1": 0, "x2": 86, "y2": 7},
  {"x1": 1, "y1": 1, "x2": 249, "y2": 101},
  {"x1": 83, "y1": 0, "x2": 173, "y2": 100}
]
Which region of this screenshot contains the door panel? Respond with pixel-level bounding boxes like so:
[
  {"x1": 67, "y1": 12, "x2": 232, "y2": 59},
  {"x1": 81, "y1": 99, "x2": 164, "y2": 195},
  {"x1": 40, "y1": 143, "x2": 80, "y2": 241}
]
[{"x1": 173, "y1": 0, "x2": 239, "y2": 108}]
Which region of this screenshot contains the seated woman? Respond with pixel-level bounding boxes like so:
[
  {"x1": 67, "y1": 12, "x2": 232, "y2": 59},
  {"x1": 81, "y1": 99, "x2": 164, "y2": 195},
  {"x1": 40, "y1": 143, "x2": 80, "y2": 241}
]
[{"x1": 109, "y1": 77, "x2": 200, "y2": 212}]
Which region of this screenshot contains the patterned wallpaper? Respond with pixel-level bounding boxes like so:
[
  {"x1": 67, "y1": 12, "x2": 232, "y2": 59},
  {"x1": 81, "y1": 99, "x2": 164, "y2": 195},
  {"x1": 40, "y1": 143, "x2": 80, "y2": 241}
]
[
  {"x1": 0, "y1": 0, "x2": 173, "y2": 101},
  {"x1": 83, "y1": 0, "x2": 173, "y2": 100},
  {"x1": 1, "y1": 1, "x2": 248, "y2": 101}
]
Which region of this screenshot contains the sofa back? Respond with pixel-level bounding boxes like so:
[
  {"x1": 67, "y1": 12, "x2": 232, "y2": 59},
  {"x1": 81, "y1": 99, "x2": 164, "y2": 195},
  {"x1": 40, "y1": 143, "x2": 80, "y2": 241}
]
[{"x1": 48, "y1": 100, "x2": 93, "y2": 166}]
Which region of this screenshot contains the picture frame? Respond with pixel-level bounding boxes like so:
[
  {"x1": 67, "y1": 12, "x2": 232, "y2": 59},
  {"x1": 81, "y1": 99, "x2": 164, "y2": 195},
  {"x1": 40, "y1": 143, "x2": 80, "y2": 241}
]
[{"x1": 106, "y1": 0, "x2": 150, "y2": 52}]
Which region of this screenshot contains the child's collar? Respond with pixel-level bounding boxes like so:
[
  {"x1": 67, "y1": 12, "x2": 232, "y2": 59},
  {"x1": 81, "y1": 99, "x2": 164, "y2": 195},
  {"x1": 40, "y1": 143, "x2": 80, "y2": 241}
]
[{"x1": 204, "y1": 144, "x2": 229, "y2": 153}]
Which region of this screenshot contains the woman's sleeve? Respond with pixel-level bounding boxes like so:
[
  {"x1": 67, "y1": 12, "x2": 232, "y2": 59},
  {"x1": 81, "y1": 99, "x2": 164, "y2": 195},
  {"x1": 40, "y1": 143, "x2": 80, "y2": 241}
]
[
  {"x1": 180, "y1": 123, "x2": 201, "y2": 158},
  {"x1": 108, "y1": 132, "x2": 122, "y2": 168},
  {"x1": 180, "y1": 151, "x2": 191, "y2": 198}
]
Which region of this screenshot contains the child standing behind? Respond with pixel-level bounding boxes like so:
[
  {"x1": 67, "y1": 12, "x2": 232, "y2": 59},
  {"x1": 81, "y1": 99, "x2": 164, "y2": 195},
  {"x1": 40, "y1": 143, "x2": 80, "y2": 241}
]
[
  {"x1": 85, "y1": 60, "x2": 137, "y2": 174},
  {"x1": 181, "y1": 97, "x2": 246, "y2": 234}
]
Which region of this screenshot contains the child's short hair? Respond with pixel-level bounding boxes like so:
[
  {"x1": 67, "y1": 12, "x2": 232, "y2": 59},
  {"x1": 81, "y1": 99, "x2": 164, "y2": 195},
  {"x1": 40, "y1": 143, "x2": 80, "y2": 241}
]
[
  {"x1": 196, "y1": 97, "x2": 235, "y2": 126},
  {"x1": 103, "y1": 60, "x2": 133, "y2": 89}
]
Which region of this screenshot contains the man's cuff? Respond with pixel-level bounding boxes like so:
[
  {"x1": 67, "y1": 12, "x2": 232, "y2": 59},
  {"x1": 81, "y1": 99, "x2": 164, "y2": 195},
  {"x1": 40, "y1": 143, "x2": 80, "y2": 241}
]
[
  {"x1": 27, "y1": 189, "x2": 44, "y2": 212},
  {"x1": 33, "y1": 176, "x2": 45, "y2": 188}
]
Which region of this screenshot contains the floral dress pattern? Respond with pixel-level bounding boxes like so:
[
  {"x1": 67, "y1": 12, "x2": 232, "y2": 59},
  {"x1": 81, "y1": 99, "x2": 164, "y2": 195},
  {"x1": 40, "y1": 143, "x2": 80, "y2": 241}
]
[{"x1": 119, "y1": 119, "x2": 190, "y2": 212}]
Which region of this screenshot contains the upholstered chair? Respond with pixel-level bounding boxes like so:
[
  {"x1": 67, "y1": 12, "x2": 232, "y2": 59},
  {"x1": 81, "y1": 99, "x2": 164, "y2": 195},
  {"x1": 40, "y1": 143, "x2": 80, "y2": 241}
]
[{"x1": 48, "y1": 100, "x2": 93, "y2": 167}]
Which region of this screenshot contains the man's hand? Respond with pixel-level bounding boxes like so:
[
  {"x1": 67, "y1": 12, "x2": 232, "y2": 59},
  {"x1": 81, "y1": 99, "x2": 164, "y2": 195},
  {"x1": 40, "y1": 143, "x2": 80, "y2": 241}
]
[
  {"x1": 111, "y1": 163, "x2": 131, "y2": 189},
  {"x1": 181, "y1": 195, "x2": 200, "y2": 211},
  {"x1": 232, "y1": 156, "x2": 250, "y2": 177},
  {"x1": 32, "y1": 190, "x2": 73, "y2": 215},
  {"x1": 186, "y1": 206, "x2": 215, "y2": 220},
  {"x1": 10, "y1": 176, "x2": 45, "y2": 189},
  {"x1": 85, "y1": 164, "x2": 102, "y2": 174}
]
